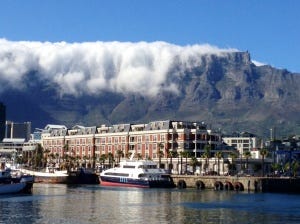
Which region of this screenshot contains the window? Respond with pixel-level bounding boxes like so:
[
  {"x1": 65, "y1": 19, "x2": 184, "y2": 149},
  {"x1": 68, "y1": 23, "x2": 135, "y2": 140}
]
[
  {"x1": 152, "y1": 135, "x2": 157, "y2": 141},
  {"x1": 137, "y1": 136, "x2": 142, "y2": 143},
  {"x1": 145, "y1": 135, "x2": 150, "y2": 142},
  {"x1": 122, "y1": 137, "x2": 126, "y2": 143}
]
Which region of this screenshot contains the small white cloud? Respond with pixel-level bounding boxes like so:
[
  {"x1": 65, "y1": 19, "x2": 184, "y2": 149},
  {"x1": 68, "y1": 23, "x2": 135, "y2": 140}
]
[{"x1": 252, "y1": 60, "x2": 266, "y2": 67}]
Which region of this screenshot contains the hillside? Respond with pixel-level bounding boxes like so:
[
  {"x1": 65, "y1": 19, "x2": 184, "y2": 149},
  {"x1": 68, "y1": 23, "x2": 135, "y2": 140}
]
[{"x1": 1, "y1": 49, "x2": 299, "y2": 138}]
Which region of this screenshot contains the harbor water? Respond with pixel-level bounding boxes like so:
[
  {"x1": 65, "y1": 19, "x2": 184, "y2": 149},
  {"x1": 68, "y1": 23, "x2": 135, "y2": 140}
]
[{"x1": 1, "y1": 183, "x2": 300, "y2": 224}]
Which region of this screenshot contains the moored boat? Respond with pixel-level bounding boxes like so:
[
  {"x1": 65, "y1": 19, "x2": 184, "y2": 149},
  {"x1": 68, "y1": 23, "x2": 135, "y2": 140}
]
[
  {"x1": 99, "y1": 156, "x2": 175, "y2": 188},
  {"x1": 0, "y1": 168, "x2": 34, "y2": 195},
  {"x1": 20, "y1": 167, "x2": 68, "y2": 184},
  {"x1": 21, "y1": 167, "x2": 99, "y2": 184},
  {"x1": 67, "y1": 168, "x2": 100, "y2": 184}
]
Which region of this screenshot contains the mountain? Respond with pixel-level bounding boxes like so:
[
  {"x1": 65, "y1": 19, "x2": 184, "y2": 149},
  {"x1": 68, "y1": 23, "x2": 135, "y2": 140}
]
[{"x1": 1, "y1": 51, "x2": 300, "y2": 138}]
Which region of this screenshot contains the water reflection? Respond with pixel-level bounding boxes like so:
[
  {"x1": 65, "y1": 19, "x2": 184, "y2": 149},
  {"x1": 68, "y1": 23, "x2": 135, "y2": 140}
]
[{"x1": 0, "y1": 184, "x2": 300, "y2": 224}]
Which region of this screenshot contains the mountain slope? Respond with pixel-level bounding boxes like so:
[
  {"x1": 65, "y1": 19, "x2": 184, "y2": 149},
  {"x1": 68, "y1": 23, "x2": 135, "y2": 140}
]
[{"x1": 1, "y1": 51, "x2": 299, "y2": 138}]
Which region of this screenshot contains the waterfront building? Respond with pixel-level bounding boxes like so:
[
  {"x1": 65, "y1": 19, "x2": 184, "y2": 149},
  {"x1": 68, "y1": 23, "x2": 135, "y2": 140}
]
[
  {"x1": 5, "y1": 121, "x2": 32, "y2": 142},
  {"x1": 41, "y1": 120, "x2": 224, "y2": 172},
  {"x1": 222, "y1": 132, "x2": 262, "y2": 159},
  {"x1": 0, "y1": 102, "x2": 5, "y2": 141},
  {"x1": 0, "y1": 138, "x2": 25, "y2": 158}
]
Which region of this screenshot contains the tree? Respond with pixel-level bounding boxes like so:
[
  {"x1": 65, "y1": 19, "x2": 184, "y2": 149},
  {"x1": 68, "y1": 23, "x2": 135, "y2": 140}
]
[
  {"x1": 271, "y1": 162, "x2": 282, "y2": 175},
  {"x1": 100, "y1": 154, "x2": 107, "y2": 170},
  {"x1": 291, "y1": 161, "x2": 299, "y2": 177},
  {"x1": 116, "y1": 150, "x2": 124, "y2": 163},
  {"x1": 202, "y1": 144, "x2": 211, "y2": 174},
  {"x1": 215, "y1": 151, "x2": 223, "y2": 175},
  {"x1": 260, "y1": 148, "x2": 268, "y2": 177},
  {"x1": 168, "y1": 150, "x2": 178, "y2": 173},
  {"x1": 229, "y1": 152, "x2": 238, "y2": 175},
  {"x1": 182, "y1": 151, "x2": 190, "y2": 174},
  {"x1": 158, "y1": 150, "x2": 164, "y2": 169},
  {"x1": 107, "y1": 153, "x2": 114, "y2": 168},
  {"x1": 189, "y1": 156, "x2": 200, "y2": 174},
  {"x1": 33, "y1": 143, "x2": 44, "y2": 169},
  {"x1": 136, "y1": 153, "x2": 143, "y2": 160},
  {"x1": 243, "y1": 151, "x2": 251, "y2": 174}
]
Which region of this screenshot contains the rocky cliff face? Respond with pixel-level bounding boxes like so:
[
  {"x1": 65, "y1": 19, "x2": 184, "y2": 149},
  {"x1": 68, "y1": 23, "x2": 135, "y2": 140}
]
[{"x1": 1, "y1": 51, "x2": 299, "y2": 137}]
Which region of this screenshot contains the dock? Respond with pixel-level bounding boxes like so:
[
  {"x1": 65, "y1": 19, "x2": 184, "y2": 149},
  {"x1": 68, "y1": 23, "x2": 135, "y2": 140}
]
[{"x1": 171, "y1": 175, "x2": 300, "y2": 193}]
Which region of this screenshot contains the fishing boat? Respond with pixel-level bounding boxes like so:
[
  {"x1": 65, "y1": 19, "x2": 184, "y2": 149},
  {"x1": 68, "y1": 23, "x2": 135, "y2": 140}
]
[
  {"x1": 0, "y1": 168, "x2": 34, "y2": 195},
  {"x1": 99, "y1": 154, "x2": 175, "y2": 188}
]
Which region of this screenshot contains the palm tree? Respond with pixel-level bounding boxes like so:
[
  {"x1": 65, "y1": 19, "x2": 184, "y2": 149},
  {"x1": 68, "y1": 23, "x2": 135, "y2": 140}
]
[
  {"x1": 179, "y1": 151, "x2": 184, "y2": 174},
  {"x1": 168, "y1": 150, "x2": 178, "y2": 173},
  {"x1": 291, "y1": 161, "x2": 299, "y2": 177},
  {"x1": 63, "y1": 142, "x2": 69, "y2": 154},
  {"x1": 229, "y1": 152, "x2": 238, "y2": 175},
  {"x1": 116, "y1": 150, "x2": 124, "y2": 163},
  {"x1": 260, "y1": 148, "x2": 268, "y2": 177},
  {"x1": 189, "y1": 156, "x2": 200, "y2": 174},
  {"x1": 271, "y1": 162, "x2": 282, "y2": 175},
  {"x1": 99, "y1": 154, "x2": 107, "y2": 170},
  {"x1": 215, "y1": 151, "x2": 223, "y2": 175},
  {"x1": 43, "y1": 149, "x2": 51, "y2": 165},
  {"x1": 136, "y1": 153, "x2": 143, "y2": 160},
  {"x1": 182, "y1": 151, "x2": 190, "y2": 174},
  {"x1": 34, "y1": 143, "x2": 44, "y2": 169},
  {"x1": 243, "y1": 151, "x2": 252, "y2": 174},
  {"x1": 107, "y1": 153, "x2": 114, "y2": 168},
  {"x1": 202, "y1": 144, "x2": 211, "y2": 174},
  {"x1": 125, "y1": 152, "x2": 132, "y2": 159},
  {"x1": 158, "y1": 150, "x2": 164, "y2": 169}
]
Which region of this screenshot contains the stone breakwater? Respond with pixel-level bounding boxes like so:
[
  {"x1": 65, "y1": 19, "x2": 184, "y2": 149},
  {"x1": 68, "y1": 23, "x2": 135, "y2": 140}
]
[{"x1": 171, "y1": 175, "x2": 300, "y2": 193}]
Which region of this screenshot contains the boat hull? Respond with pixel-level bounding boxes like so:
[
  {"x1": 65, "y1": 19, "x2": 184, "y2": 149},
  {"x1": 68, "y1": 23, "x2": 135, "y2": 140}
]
[
  {"x1": 67, "y1": 170, "x2": 100, "y2": 184},
  {"x1": 0, "y1": 175, "x2": 34, "y2": 195},
  {"x1": 100, "y1": 176, "x2": 175, "y2": 188},
  {"x1": 34, "y1": 176, "x2": 68, "y2": 184},
  {"x1": 21, "y1": 168, "x2": 99, "y2": 184}
]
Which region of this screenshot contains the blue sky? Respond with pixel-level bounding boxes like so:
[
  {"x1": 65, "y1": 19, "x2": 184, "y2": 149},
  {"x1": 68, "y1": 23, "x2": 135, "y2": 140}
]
[{"x1": 0, "y1": 0, "x2": 299, "y2": 72}]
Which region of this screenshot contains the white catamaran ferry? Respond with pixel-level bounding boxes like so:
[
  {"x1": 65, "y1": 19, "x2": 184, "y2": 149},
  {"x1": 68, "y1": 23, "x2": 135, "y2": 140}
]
[{"x1": 100, "y1": 154, "x2": 175, "y2": 188}]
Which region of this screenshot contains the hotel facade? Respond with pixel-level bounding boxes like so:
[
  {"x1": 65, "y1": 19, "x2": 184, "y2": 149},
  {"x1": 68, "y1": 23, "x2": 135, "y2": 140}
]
[{"x1": 41, "y1": 120, "x2": 223, "y2": 171}]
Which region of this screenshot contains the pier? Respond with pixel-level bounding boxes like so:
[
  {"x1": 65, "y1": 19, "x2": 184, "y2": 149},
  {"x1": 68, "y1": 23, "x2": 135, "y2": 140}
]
[{"x1": 171, "y1": 175, "x2": 300, "y2": 193}]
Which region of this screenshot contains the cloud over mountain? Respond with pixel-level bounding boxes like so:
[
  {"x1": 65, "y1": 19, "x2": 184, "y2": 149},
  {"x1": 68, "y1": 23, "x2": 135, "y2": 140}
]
[{"x1": 0, "y1": 39, "x2": 238, "y2": 96}]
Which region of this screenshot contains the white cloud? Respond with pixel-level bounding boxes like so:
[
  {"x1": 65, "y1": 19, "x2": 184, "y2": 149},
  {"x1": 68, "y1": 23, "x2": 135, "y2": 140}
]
[
  {"x1": 252, "y1": 60, "x2": 266, "y2": 67},
  {"x1": 0, "y1": 39, "x2": 238, "y2": 96}
]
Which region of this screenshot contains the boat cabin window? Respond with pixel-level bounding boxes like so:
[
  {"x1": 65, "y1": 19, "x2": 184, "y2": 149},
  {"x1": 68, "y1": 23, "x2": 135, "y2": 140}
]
[
  {"x1": 123, "y1": 165, "x2": 135, "y2": 169},
  {"x1": 138, "y1": 174, "x2": 147, "y2": 178},
  {"x1": 104, "y1": 172, "x2": 129, "y2": 177},
  {"x1": 138, "y1": 165, "x2": 157, "y2": 169}
]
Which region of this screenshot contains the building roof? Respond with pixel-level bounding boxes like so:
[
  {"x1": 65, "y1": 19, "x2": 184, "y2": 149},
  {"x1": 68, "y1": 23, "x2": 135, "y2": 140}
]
[{"x1": 2, "y1": 138, "x2": 25, "y2": 143}]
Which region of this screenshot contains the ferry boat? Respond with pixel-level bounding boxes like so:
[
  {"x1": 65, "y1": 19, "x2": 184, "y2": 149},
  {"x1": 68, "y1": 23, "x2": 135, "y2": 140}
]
[
  {"x1": 99, "y1": 155, "x2": 175, "y2": 188},
  {"x1": 0, "y1": 168, "x2": 34, "y2": 195}
]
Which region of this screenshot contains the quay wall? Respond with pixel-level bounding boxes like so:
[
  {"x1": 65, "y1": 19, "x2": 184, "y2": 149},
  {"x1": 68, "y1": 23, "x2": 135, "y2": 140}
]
[
  {"x1": 171, "y1": 175, "x2": 262, "y2": 191},
  {"x1": 171, "y1": 175, "x2": 300, "y2": 193}
]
